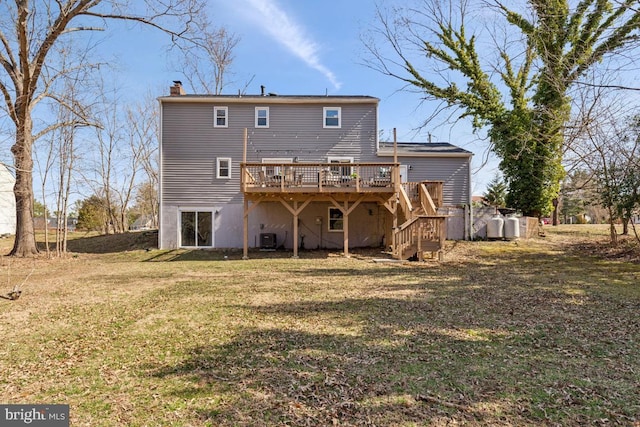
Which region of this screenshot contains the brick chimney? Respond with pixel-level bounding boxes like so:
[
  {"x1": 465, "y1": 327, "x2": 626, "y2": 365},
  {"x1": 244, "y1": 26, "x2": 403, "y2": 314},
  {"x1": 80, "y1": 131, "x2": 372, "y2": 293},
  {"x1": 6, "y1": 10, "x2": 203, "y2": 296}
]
[{"x1": 170, "y1": 81, "x2": 185, "y2": 96}]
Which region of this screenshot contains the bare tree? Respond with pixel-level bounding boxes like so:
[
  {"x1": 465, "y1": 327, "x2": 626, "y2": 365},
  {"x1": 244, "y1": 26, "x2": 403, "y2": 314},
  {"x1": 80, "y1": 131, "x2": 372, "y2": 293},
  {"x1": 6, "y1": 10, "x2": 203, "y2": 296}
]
[
  {"x1": 33, "y1": 40, "x2": 96, "y2": 256},
  {"x1": 88, "y1": 82, "x2": 159, "y2": 234},
  {"x1": 364, "y1": 1, "x2": 640, "y2": 218},
  {"x1": 564, "y1": 79, "x2": 640, "y2": 243},
  {"x1": 172, "y1": 14, "x2": 240, "y2": 94},
  {"x1": 0, "y1": 0, "x2": 206, "y2": 256},
  {"x1": 34, "y1": 129, "x2": 56, "y2": 258},
  {"x1": 127, "y1": 93, "x2": 159, "y2": 228}
]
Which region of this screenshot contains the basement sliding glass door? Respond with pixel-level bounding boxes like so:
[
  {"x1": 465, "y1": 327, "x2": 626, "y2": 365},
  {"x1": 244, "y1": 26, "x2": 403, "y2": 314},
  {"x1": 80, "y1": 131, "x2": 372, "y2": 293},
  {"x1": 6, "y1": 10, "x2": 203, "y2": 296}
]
[{"x1": 180, "y1": 211, "x2": 213, "y2": 247}]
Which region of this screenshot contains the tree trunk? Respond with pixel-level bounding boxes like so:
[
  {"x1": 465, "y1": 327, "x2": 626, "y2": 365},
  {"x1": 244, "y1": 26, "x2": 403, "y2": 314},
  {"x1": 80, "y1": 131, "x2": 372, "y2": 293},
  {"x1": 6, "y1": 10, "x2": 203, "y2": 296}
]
[
  {"x1": 552, "y1": 198, "x2": 559, "y2": 226},
  {"x1": 10, "y1": 117, "x2": 39, "y2": 256},
  {"x1": 608, "y1": 206, "x2": 618, "y2": 245}
]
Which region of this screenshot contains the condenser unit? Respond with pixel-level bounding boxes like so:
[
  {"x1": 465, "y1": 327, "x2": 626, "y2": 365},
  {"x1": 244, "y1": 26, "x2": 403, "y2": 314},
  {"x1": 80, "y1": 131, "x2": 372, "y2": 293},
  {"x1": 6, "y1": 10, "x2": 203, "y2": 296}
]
[{"x1": 260, "y1": 233, "x2": 277, "y2": 250}]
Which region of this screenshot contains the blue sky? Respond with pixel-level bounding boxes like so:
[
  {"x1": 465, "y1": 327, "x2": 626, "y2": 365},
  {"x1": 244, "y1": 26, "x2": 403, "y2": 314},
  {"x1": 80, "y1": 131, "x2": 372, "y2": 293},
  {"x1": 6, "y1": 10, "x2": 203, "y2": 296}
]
[{"x1": 109, "y1": 0, "x2": 497, "y2": 194}]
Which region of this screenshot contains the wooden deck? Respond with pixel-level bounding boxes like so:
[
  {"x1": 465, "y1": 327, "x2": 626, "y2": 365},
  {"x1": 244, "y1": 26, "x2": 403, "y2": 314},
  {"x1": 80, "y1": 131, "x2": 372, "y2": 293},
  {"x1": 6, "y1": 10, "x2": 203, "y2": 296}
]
[
  {"x1": 241, "y1": 163, "x2": 398, "y2": 194},
  {"x1": 240, "y1": 162, "x2": 446, "y2": 261}
]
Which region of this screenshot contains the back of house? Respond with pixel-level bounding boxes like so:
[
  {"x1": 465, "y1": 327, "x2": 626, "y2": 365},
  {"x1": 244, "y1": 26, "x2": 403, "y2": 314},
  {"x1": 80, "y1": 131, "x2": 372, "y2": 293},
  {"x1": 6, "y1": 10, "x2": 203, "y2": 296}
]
[
  {"x1": 159, "y1": 82, "x2": 473, "y2": 257},
  {"x1": 159, "y1": 84, "x2": 382, "y2": 250}
]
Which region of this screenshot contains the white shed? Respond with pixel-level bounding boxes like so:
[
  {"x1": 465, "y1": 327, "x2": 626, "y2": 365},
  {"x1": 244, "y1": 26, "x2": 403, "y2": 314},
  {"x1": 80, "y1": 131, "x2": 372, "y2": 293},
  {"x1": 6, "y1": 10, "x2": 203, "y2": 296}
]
[{"x1": 0, "y1": 164, "x2": 16, "y2": 235}]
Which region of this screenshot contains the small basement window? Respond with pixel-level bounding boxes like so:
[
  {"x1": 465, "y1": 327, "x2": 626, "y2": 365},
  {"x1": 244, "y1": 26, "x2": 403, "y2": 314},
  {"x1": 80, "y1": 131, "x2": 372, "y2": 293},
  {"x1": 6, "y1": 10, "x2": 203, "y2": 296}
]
[{"x1": 328, "y1": 207, "x2": 343, "y2": 232}]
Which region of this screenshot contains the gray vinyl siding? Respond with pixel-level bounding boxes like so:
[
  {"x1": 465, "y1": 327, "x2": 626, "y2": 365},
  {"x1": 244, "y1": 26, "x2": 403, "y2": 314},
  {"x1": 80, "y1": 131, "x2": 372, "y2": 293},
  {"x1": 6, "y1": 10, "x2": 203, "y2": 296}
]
[
  {"x1": 378, "y1": 155, "x2": 471, "y2": 206},
  {"x1": 160, "y1": 95, "x2": 475, "y2": 249},
  {"x1": 161, "y1": 101, "x2": 377, "y2": 205}
]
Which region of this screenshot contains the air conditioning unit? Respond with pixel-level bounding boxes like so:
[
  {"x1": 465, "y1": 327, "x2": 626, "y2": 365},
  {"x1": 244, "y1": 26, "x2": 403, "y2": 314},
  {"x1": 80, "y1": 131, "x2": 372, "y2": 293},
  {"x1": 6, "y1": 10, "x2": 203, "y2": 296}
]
[{"x1": 260, "y1": 233, "x2": 277, "y2": 250}]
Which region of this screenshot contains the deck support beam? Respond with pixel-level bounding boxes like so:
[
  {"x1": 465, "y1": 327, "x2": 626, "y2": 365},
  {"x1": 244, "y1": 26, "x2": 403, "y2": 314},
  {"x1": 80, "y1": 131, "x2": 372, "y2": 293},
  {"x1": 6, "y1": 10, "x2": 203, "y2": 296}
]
[
  {"x1": 278, "y1": 198, "x2": 312, "y2": 258},
  {"x1": 327, "y1": 195, "x2": 364, "y2": 258}
]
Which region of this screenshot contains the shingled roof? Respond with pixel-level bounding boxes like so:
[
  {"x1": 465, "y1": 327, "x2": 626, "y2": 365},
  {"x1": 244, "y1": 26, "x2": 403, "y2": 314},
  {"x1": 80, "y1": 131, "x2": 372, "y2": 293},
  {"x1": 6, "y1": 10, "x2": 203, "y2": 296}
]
[{"x1": 377, "y1": 141, "x2": 472, "y2": 157}]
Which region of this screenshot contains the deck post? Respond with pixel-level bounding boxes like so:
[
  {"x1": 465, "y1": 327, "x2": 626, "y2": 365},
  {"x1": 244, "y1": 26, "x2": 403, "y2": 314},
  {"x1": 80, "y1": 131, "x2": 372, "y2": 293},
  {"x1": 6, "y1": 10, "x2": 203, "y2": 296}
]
[
  {"x1": 243, "y1": 197, "x2": 249, "y2": 259},
  {"x1": 243, "y1": 128, "x2": 247, "y2": 163},
  {"x1": 417, "y1": 222, "x2": 423, "y2": 262},
  {"x1": 343, "y1": 201, "x2": 349, "y2": 258},
  {"x1": 242, "y1": 128, "x2": 248, "y2": 192},
  {"x1": 392, "y1": 128, "x2": 399, "y2": 258},
  {"x1": 292, "y1": 201, "x2": 299, "y2": 259}
]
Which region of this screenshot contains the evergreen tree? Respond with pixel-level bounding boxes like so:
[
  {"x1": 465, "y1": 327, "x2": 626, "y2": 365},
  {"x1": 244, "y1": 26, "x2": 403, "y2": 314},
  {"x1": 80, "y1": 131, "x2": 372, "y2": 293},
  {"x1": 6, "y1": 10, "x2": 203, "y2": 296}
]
[{"x1": 483, "y1": 175, "x2": 507, "y2": 207}]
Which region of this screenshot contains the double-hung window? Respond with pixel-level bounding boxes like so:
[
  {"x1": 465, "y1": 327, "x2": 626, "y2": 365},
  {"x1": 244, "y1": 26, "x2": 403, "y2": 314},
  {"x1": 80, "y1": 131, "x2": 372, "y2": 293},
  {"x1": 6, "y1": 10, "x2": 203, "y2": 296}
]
[
  {"x1": 214, "y1": 106, "x2": 228, "y2": 128},
  {"x1": 255, "y1": 107, "x2": 269, "y2": 128},
  {"x1": 217, "y1": 157, "x2": 231, "y2": 179},
  {"x1": 323, "y1": 107, "x2": 341, "y2": 128}
]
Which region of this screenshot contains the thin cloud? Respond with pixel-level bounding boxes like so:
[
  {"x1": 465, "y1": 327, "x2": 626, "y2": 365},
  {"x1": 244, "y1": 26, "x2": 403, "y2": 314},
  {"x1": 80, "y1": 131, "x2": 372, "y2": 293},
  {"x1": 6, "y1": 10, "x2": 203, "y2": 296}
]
[{"x1": 244, "y1": 0, "x2": 341, "y2": 90}]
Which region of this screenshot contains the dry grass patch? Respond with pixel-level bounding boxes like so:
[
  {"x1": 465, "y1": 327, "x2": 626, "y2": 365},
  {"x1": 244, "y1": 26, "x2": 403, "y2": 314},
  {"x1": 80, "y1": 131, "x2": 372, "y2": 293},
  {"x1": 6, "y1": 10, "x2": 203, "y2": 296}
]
[{"x1": 0, "y1": 226, "x2": 639, "y2": 426}]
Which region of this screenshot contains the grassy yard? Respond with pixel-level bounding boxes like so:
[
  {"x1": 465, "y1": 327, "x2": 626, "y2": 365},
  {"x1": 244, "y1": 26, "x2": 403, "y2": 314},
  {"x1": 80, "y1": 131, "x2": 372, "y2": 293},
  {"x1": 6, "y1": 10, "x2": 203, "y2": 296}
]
[{"x1": 0, "y1": 226, "x2": 639, "y2": 426}]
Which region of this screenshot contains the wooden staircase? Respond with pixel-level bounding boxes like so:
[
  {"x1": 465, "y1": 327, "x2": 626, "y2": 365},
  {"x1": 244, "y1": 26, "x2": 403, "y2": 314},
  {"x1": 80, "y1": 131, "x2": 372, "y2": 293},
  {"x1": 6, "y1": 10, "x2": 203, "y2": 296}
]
[{"x1": 393, "y1": 182, "x2": 447, "y2": 261}]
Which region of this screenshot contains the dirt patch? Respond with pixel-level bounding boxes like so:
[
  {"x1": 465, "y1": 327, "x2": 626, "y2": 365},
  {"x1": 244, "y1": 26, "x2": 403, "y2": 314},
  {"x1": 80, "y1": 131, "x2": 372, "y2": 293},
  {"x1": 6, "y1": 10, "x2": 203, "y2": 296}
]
[{"x1": 59, "y1": 230, "x2": 158, "y2": 254}]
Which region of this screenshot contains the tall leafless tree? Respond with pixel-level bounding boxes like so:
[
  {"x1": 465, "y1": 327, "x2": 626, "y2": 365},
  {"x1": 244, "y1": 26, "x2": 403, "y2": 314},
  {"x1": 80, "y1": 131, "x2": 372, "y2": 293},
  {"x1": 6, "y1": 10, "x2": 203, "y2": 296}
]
[
  {"x1": 173, "y1": 15, "x2": 240, "y2": 94},
  {"x1": 564, "y1": 77, "x2": 640, "y2": 243},
  {"x1": 0, "y1": 0, "x2": 206, "y2": 256},
  {"x1": 34, "y1": 40, "x2": 96, "y2": 256},
  {"x1": 126, "y1": 93, "x2": 159, "y2": 228}
]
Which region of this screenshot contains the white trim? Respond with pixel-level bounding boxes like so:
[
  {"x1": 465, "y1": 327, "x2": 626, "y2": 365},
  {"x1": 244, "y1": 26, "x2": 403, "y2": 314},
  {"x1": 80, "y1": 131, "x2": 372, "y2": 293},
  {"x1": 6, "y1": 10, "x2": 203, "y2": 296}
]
[
  {"x1": 216, "y1": 157, "x2": 232, "y2": 179},
  {"x1": 262, "y1": 157, "x2": 293, "y2": 176},
  {"x1": 323, "y1": 107, "x2": 341, "y2": 128},
  {"x1": 213, "y1": 106, "x2": 228, "y2": 128},
  {"x1": 255, "y1": 107, "x2": 269, "y2": 128},
  {"x1": 177, "y1": 208, "x2": 215, "y2": 248},
  {"x1": 160, "y1": 96, "x2": 379, "y2": 105},
  {"x1": 328, "y1": 207, "x2": 343, "y2": 232},
  {"x1": 399, "y1": 165, "x2": 408, "y2": 183},
  {"x1": 327, "y1": 156, "x2": 354, "y2": 176}
]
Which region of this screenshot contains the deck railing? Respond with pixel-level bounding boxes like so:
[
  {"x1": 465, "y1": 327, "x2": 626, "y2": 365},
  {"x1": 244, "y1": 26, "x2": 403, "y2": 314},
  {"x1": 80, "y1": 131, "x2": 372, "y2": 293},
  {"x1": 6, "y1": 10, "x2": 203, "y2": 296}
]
[
  {"x1": 394, "y1": 215, "x2": 447, "y2": 260},
  {"x1": 241, "y1": 162, "x2": 398, "y2": 192},
  {"x1": 402, "y1": 181, "x2": 443, "y2": 208}
]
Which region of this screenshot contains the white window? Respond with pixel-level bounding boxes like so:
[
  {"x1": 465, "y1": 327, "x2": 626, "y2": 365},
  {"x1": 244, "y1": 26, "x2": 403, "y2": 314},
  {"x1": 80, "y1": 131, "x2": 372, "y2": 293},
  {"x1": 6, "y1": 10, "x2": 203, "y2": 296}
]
[
  {"x1": 217, "y1": 157, "x2": 231, "y2": 179},
  {"x1": 262, "y1": 157, "x2": 292, "y2": 177},
  {"x1": 180, "y1": 210, "x2": 213, "y2": 247},
  {"x1": 255, "y1": 107, "x2": 269, "y2": 128},
  {"x1": 327, "y1": 156, "x2": 354, "y2": 177},
  {"x1": 323, "y1": 107, "x2": 341, "y2": 128},
  {"x1": 214, "y1": 106, "x2": 228, "y2": 128},
  {"x1": 328, "y1": 207, "x2": 343, "y2": 232}
]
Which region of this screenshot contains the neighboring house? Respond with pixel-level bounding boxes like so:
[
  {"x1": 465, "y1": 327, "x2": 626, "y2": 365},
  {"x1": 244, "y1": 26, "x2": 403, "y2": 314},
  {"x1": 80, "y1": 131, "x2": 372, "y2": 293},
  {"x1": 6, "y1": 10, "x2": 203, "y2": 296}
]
[
  {"x1": 159, "y1": 82, "x2": 473, "y2": 259},
  {"x1": 472, "y1": 195, "x2": 489, "y2": 206},
  {"x1": 0, "y1": 163, "x2": 16, "y2": 235}
]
